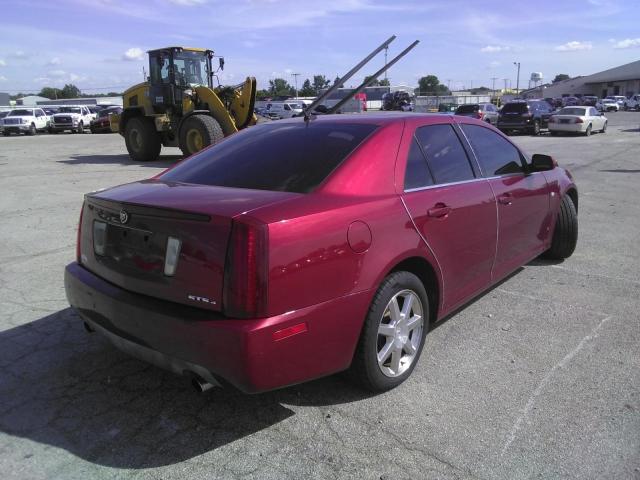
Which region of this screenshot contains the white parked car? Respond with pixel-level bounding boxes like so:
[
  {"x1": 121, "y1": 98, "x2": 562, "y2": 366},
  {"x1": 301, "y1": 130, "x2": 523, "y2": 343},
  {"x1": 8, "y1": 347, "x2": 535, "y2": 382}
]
[
  {"x1": 266, "y1": 102, "x2": 304, "y2": 119},
  {"x1": 2, "y1": 108, "x2": 49, "y2": 136},
  {"x1": 624, "y1": 94, "x2": 640, "y2": 111},
  {"x1": 608, "y1": 95, "x2": 627, "y2": 107},
  {"x1": 548, "y1": 106, "x2": 607, "y2": 136},
  {"x1": 50, "y1": 106, "x2": 95, "y2": 133},
  {"x1": 597, "y1": 98, "x2": 619, "y2": 112}
]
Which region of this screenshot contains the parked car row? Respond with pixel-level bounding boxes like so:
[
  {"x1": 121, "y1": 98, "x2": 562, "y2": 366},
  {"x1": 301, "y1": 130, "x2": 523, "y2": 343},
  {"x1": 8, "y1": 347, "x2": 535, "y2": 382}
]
[{"x1": 1, "y1": 104, "x2": 122, "y2": 136}]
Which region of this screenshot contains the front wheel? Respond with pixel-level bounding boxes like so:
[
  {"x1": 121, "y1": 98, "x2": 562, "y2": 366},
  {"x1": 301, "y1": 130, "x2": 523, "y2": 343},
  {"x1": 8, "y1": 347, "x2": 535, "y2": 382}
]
[
  {"x1": 28, "y1": 124, "x2": 36, "y2": 136},
  {"x1": 349, "y1": 271, "x2": 429, "y2": 392},
  {"x1": 179, "y1": 115, "x2": 224, "y2": 157},
  {"x1": 544, "y1": 195, "x2": 578, "y2": 260},
  {"x1": 584, "y1": 124, "x2": 592, "y2": 136},
  {"x1": 532, "y1": 120, "x2": 541, "y2": 136},
  {"x1": 76, "y1": 121, "x2": 84, "y2": 134},
  {"x1": 601, "y1": 122, "x2": 607, "y2": 133}
]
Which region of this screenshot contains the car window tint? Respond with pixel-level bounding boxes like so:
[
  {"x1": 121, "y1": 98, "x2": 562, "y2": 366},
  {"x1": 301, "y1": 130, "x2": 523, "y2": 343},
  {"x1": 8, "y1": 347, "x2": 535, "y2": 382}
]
[
  {"x1": 461, "y1": 124, "x2": 524, "y2": 176},
  {"x1": 414, "y1": 124, "x2": 475, "y2": 184},
  {"x1": 160, "y1": 122, "x2": 377, "y2": 193},
  {"x1": 404, "y1": 138, "x2": 434, "y2": 190}
]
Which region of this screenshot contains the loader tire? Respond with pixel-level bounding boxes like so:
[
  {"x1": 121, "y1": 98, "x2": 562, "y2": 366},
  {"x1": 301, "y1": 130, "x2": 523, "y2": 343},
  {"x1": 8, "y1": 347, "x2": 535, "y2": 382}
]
[
  {"x1": 179, "y1": 115, "x2": 224, "y2": 157},
  {"x1": 125, "y1": 117, "x2": 161, "y2": 162}
]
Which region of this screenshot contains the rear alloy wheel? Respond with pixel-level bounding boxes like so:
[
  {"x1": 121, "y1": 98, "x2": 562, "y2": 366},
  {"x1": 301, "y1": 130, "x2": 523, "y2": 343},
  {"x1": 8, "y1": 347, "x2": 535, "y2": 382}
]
[
  {"x1": 349, "y1": 271, "x2": 429, "y2": 391},
  {"x1": 584, "y1": 124, "x2": 592, "y2": 136},
  {"x1": 544, "y1": 195, "x2": 578, "y2": 260},
  {"x1": 125, "y1": 116, "x2": 162, "y2": 162},
  {"x1": 179, "y1": 115, "x2": 224, "y2": 157}
]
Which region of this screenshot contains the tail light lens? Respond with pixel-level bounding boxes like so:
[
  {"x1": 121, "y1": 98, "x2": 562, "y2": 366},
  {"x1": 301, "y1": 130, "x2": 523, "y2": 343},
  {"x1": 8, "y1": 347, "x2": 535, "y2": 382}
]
[
  {"x1": 223, "y1": 218, "x2": 268, "y2": 318},
  {"x1": 76, "y1": 202, "x2": 85, "y2": 263},
  {"x1": 575, "y1": 117, "x2": 584, "y2": 123}
]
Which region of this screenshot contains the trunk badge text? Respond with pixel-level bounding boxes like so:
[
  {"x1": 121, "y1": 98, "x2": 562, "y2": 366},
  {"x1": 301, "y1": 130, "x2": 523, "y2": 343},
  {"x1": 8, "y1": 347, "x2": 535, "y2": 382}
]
[
  {"x1": 188, "y1": 295, "x2": 216, "y2": 305},
  {"x1": 119, "y1": 210, "x2": 129, "y2": 224},
  {"x1": 96, "y1": 208, "x2": 131, "y2": 225}
]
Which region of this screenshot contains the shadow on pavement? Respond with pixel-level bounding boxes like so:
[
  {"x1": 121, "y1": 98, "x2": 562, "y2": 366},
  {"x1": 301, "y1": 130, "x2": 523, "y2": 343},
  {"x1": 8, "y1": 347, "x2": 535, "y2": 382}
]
[
  {"x1": 58, "y1": 154, "x2": 183, "y2": 168},
  {"x1": 599, "y1": 169, "x2": 640, "y2": 173},
  {"x1": 0, "y1": 308, "x2": 372, "y2": 469}
]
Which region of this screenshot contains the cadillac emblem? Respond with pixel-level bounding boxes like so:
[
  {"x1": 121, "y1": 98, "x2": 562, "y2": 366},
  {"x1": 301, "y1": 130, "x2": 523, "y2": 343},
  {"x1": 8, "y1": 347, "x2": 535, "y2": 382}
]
[{"x1": 119, "y1": 210, "x2": 129, "y2": 224}]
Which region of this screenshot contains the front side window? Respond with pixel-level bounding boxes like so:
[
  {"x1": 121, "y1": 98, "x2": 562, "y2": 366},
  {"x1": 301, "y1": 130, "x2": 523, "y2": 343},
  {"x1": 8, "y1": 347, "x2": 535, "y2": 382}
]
[
  {"x1": 461, "y1": 124, "x2": 525, "y2": 176},
  {"x1": 414, "y1": 124, "x2": 475, "y2": 184},
  {"x1": 404, "y1": 139, "x2": 434, "y2": 190}
]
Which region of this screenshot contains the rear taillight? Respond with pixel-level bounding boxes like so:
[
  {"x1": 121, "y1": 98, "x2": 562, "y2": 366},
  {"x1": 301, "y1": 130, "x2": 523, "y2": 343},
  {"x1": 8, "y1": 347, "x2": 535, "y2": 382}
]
[
  {"x1": 223, "y1": 218, "x2": 268, "y2": 318},
  {"x1": 475, "y1": 111, "x2": 484, "y2": 119},
  {"x1": 575, "y1": 118, "x2": 584, "y2": 123},
  {"x1": 76, "y1": 202, "x2": 84, "y2": 263}
]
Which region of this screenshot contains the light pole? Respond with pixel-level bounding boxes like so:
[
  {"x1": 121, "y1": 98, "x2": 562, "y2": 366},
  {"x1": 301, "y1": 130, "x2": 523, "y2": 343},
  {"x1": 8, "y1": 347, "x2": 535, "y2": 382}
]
[
  {"x1": 513, "y1": 62, "x2": 520, "y2": 96},
  {"x1": 491, "y1": 77, "x2": 498, "y2": 101},
  {"x1": 291, "y1": 72, "x2": 300, "y2": 99}
]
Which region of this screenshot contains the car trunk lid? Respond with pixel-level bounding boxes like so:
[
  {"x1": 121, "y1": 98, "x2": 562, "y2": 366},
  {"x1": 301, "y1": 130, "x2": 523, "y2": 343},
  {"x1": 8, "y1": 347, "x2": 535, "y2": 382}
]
[{"x1": 79, "y1": 179, "x2": 299, "y2": 312}]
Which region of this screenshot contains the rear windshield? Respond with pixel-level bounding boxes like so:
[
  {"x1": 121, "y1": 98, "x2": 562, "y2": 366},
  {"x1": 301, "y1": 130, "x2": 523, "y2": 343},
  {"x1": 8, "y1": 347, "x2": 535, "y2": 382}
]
[
  {"x1": 160, "y1": 122, "x2": 378, "y2": 193},
  {"x1": 502, "y1": 103, "x2": 528, "y2": 113},
  {"x1": 8, "y1": 109, "x2": 33, "y2": 116},
  {"x1": 456, "y1": 105, "x2": 479, "y2": 113},
  {"x1": 560, "y1": 107, "x2": 586, "y2": 116}
]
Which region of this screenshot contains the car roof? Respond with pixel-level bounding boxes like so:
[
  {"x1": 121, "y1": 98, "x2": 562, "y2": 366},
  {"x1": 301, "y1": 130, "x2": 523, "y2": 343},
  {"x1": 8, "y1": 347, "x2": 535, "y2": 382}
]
[{"x1": 276, "y1": 112, "x2": 453, "y2": 127}]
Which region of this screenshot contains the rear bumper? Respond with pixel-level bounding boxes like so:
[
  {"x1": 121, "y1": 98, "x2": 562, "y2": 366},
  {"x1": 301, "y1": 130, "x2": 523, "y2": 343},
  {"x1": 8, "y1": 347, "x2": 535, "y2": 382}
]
[
  {"x1": 64, "y1": 262, "x2": 370, "y2": 393},
  {"x1": 549, "y1": 123, "x2": 586, "y2": 133}
]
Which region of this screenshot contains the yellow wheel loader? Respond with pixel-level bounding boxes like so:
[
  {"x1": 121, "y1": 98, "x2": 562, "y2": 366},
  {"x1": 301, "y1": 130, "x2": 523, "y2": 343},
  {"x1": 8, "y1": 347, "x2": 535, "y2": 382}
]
[{"x1": 111, "y1": 47, "x2": 257, "y2": 161}]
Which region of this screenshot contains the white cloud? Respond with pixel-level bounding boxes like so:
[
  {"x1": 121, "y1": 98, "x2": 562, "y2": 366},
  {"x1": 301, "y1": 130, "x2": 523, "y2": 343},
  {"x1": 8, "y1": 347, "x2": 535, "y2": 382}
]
[
  {"x1": 11, "y1": 50, "x2": 28, "y2": 59},
  {"x1": 48, "y1": 57, "x2": 61, "y2": 65},
  {"x1": 481, "y1": 45, "x2": 510, "y2": 53},
  {"x1": 122, "y1": 47, "x2": 144, "y2": 61},
  {"x1": 0, "y1": 59, "x2": 5, "y2": 67},
  {"x1": 166, "y1": 0, "x2": 207, "y2": 4},
  {"x1": 613, "y1": 38, "x2": 640, "y2": 49},
  {"x1": 0, "y1": 75, "x2": 7, "y2": 82},
  {"x1": 489, "y1": 60, "x2": 501, "y2": 67},
  {"x1": 554, "y1": 41, "x2": 592, "y2": 51},
  {"x1": 49, "y1": 69, "x2": 66, "y2": 77}
]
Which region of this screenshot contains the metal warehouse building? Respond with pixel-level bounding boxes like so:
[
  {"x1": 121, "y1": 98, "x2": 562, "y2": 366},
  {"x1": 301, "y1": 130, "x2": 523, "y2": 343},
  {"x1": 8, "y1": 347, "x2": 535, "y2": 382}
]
[{"x1": 541, "y1": 59, "x2": 640, "y2": 98}]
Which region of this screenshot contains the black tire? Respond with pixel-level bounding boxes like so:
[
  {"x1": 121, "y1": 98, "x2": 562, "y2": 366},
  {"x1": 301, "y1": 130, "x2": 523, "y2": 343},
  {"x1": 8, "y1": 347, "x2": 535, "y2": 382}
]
[
  {"x1": 550, "y1": 130, "x2": 558, "y2": 136},
  {"x1": 124, "y1": 116, "x2": 161, "y2": 162},
  {"x1": 584, "y1": 124, "x2": 592, "y2": 136},
  {"x1": 179, "y1": 114, "x2": 224, "y2": 157},
  {"x1": 544, "y1": 195, "x2": 578, "y2": 260},
  {"x1": 532, "y1": 120, "x2": 541, "y2": 136},
  {"x1": 28, "y1": 124, "x2": 36, "y2": 136},
  {"x1": 76, "y1": 121, "x2": 84, "y2": 134},
  {"x1": 601, "y1": 122, "x2": 607, "y2": 133},
  {"x1": 3, "y1": 131, "x2": 9, "y2": 136},
  {"x1": 349, "y1": 271, "x2": 430, "y2": 392}
]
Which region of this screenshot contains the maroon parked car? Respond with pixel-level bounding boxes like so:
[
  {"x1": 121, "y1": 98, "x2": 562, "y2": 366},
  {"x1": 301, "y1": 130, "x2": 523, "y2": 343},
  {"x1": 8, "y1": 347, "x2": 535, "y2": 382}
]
[{"x1": 65, "y1": 113, "x2": 578, "y2": 393}]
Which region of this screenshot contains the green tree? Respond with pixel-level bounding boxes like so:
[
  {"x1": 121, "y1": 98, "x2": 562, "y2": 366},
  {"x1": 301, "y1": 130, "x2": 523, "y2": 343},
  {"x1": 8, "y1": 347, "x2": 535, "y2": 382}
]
[
  {"x1": 364, "y1": 75, "x2": 380, "y2": 87},
  {"x1": 256, "y1": 89, "x2": 271, "y2": 100},
  {"x1": 299, "y1": 79, "x2": 315, "y2": 97},
  {"x1": 269, "y1": 78, "x2": 295, "y2": 97},
  {"x1": 333, "y1": 76, "x2": 344, "y2": 88},
  {"x1": 378, "y1": 78, "x2": 390, "y2": 87},
  {"x1": 312, "y1": 75, "x2": 331, "y2": 94},
  {"x1": 61, "y1": 84, "x2": 81, "y2": 98},
  {"x1": 552, "y1": 74, "x2": 570, "y2": 83},
  {"x1": 38, "y1": 87, "x2": 62, "y2": 99},
  {"x1": 418, "y1": 75, "x2": 440, "y2": 94}
]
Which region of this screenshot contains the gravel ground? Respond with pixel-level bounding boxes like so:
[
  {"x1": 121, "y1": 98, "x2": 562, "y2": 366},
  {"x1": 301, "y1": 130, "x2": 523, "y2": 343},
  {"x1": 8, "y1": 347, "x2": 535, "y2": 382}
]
[{"x1": 0, "y1": 112, "x2": 639, "y2": 480}]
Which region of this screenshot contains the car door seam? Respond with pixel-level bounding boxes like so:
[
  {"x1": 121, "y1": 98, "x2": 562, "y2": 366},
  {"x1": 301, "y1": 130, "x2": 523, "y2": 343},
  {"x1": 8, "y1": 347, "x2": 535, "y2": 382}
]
[{"x1": 399, "y1": 196, "x2": 445, "y2": 310}]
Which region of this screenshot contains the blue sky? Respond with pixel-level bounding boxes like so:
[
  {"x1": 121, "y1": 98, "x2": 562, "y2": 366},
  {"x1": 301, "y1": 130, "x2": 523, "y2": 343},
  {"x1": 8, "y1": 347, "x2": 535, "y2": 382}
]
[{"x1": 1, "y1": 0, "x2": 639, "y2": 94}]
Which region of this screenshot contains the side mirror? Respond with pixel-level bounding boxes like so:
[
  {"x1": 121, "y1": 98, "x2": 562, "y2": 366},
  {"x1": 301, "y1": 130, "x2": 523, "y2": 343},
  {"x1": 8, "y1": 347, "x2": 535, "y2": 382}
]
[{"x1": 531, "y1": 154, "x2": 556, "y2": 172}]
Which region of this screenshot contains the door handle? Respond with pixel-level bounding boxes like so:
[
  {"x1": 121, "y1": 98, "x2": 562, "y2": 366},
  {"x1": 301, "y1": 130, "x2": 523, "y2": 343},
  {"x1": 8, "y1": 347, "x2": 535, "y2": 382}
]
[
  {"x1": 498, "y1": 193, "x2": 513, "y2": 205},
  {"x1": 427, "y1": 203, "x2": 451, "y2": 218}
]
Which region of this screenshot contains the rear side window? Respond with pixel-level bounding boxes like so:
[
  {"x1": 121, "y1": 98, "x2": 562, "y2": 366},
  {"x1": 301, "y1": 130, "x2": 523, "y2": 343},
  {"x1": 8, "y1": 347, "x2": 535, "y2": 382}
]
[
  {"x1": 404, "y1": 139, "x2": 434, "y2": 190},
  {"x1": 461, "y1": 124, "x2": 524, "y2": 176},
  {"x1": 160, "y1": 122, "x2": 377, "y2": 193},
  {"x1": 414, "y1": 124, "x2": 475, "y2": 184}
]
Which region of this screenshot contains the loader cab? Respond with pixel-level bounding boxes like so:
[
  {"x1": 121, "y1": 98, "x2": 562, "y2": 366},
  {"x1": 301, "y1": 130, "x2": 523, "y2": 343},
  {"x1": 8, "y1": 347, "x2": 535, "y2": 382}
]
[{"x1": 147, "y1": 47, "x2": 215, "y2": 113}]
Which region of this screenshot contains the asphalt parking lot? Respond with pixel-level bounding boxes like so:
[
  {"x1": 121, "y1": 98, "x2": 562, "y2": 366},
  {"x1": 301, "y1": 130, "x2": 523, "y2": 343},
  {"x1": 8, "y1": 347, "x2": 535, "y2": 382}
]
[{"x1": 1, "y1": 112, "x2": 639, "y2": 480}]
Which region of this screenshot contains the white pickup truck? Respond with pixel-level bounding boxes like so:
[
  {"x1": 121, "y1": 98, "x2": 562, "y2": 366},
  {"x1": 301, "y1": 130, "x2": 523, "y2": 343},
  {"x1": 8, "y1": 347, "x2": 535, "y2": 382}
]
[
  {"x1": 50, "y1": 106, "x2": 95, "y2": 133},
  {"x1": 2, "y1": 108, "x2": 49, "y2": 136},
  {"x1": 624, "y1": 94, "x2": 640, "y2": 111}
]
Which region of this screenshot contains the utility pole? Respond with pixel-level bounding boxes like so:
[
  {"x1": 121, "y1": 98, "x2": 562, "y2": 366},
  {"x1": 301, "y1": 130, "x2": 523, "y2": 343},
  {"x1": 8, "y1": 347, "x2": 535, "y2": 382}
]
[
  {"x1": 503, "y1": 78, "x2": 508, "y2": 92},
  {"x1": 491, "y1": 77, "x2": 498, "y2": 101},
  {"x1": 513, "y1": 61, "x2": 520, "y2": 95},
  {"x1": 384, "y1": 46, "x2": 388, "y2": 82},
  {"x1": 446, "y1": 79, "x2": 451, "y2": 92},
  {"x1": 291, "y1": 73, "x2": 300, "y2": 99}
]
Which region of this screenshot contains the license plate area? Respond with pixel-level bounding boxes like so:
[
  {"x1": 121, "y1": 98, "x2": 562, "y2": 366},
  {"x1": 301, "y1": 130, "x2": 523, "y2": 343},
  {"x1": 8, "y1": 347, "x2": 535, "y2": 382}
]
[
  {"x1": 100, "y1": 222, "x2": 166, "y2": 274},
  {"x1": 560, "y1": 119, "x2": 571, "y2": 124}
]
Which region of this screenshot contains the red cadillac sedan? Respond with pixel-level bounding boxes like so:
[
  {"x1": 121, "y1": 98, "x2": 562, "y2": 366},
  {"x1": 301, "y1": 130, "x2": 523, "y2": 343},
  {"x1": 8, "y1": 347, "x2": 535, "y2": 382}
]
[{"x1": 65, "y1": 113, "x2": 578, "y2": 393}]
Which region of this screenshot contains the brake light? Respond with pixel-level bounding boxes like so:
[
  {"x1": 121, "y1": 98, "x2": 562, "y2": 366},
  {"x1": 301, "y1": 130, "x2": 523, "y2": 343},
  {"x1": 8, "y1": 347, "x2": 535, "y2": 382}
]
[
  {"x1": 76, "y1": 202, "x2": 84, "y2": 263},
  {"x1": 223, "y1": 218, "x2": 268, "y2": 318},
  {"x1": 475, "y1": 111, "x2": 484, "y2": 119},
  {"x1": 575, "y1": 117, "x2": 584, "y2": 123}
]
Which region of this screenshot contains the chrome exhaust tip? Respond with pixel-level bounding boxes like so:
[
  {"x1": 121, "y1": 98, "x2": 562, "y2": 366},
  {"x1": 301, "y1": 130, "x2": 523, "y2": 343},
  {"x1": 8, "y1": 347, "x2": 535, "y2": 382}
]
[{"x1": 191, "y1": 375, "x2": 215, "y2": 393}]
